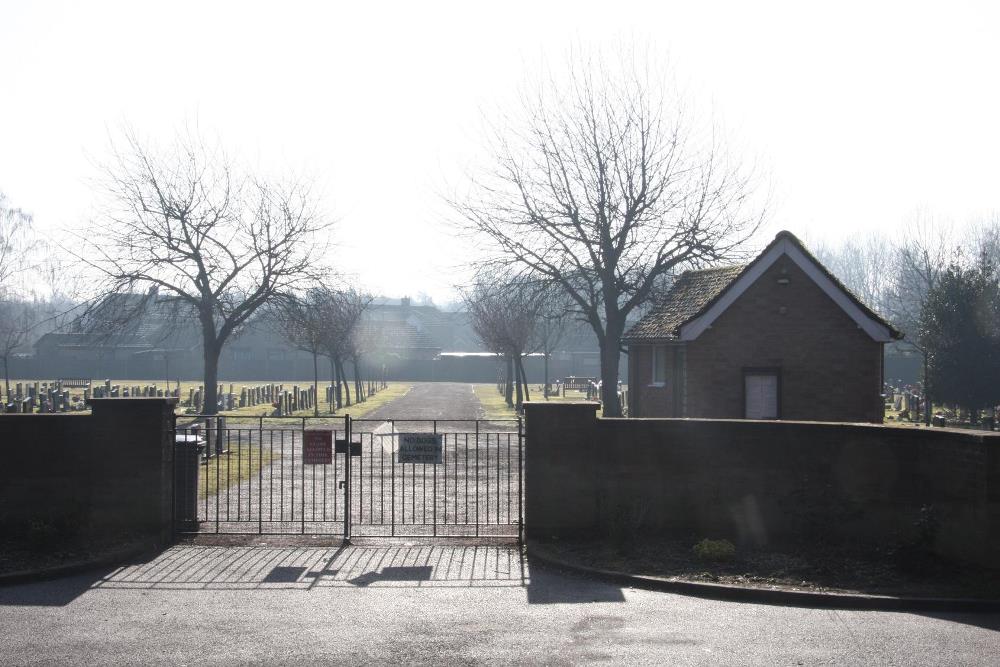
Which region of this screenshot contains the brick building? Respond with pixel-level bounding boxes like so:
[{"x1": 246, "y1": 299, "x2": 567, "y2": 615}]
[{"x1": 623, "y1": 231, "x2": 902, "y2": 422}]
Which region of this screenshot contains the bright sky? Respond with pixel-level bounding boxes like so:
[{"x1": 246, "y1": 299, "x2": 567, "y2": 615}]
[{"x1": 2, "y1": 0, "x2": 999, "y2": 303}]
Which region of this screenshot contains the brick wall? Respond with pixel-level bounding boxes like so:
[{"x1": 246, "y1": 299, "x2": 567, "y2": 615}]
[
  {"x1": 0, "y1": 399, "x2": 177, "y2": 546},
  {"x1": 525, "y1": 403, "x2": 1000, "y2": 567},
  {"x1": 682, "y1": 258, "x2": 884, "y2": 422},
  {"x1": 629, "y1": 345, "x2": 676, "y2": 417}
]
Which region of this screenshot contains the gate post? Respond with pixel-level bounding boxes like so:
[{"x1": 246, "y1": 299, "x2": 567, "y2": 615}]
[{"x1": 344, "y1": 413, "x2": 352, "y2": 544}]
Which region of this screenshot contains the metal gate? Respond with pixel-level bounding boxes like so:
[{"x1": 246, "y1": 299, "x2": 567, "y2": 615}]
[{"x1": 172, "y1": 415, "x2": 523, "y2": 541}]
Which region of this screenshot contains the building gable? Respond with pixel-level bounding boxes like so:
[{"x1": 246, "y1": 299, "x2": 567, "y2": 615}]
[{"x1": 678, "y1": 232, "x2": 899, "y2": 343}]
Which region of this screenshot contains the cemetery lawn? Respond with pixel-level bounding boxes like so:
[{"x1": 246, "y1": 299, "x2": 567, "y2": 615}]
[
  {"x1": 199, "y1": 443, "x2": 274, "y2": 498},
  {"x1": 213, "y1": 382, "x2": 412, "y2": 423}
]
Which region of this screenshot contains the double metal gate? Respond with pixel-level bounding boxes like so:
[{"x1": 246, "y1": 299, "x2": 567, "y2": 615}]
[{"x1": 173, "y1": 415, "x2": 523, "y2": 541}]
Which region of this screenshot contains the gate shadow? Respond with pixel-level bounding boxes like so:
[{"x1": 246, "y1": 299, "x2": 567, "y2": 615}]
[{"x1": 2, "y1": 544, "x2": 625, "y2": 605}]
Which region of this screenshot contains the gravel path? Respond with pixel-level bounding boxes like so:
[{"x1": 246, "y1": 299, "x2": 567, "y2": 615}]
[{"x1": 362, "y1": 382, "x2": 484, "y2": 421}]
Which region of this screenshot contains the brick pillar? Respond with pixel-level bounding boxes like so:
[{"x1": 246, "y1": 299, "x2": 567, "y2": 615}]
[
  {"x1": 87, "y1": 398, "x2": 178, "y2": 546},
  {"x1": 522, "y1": 401, "x2": 600, "y2": 540}
]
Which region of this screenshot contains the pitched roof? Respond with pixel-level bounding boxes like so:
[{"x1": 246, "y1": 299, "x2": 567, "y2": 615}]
[
  {"x1": 623, "y1": 266, "x2": 746, "y2": 341},
  {"x1": 623, "y1": 231, "x2": 903, "y2": 343}
]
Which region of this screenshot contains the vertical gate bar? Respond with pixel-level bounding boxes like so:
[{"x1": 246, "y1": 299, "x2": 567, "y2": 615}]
[
  {"x1": 380, "y1": 431, "x2": 385, "y2": 525},
  {"x1": 344, "y1": 414, "x2": 352, "y2": 542},
  {"x1": 370, "y1": 433, "x2": 375, "y2": 524},
  {"x1": 301, "y1": 417, "x2": 306, "y2": 534},
  {"x1": 475, "y1": 420, "x2": 479, "y2": 537},
  {"x1": 518, "y1": 416, "x2": 523, "y2": 543},
  {"x1": 497, "y1": 433, "x2": 500, "y2": 526},
  {"x1": 269, "y1": 430, "x2": 274, "y2": 522},
  {"x1": 288, "y1": 429, "x2": 293, "y2": 522},
  {"x1": 432, "y1": 420, "x2": 437, "y2": 537},
  {"x1": 358, "y1": 426, "x2": 364, "y2": 524},
  {"x1": 279, "y1": 428, "x2": 285, "y2": 522},
  {"x1": 224, "y1": 421, "x2": 230, "y2": 521},
  {"x1": 323, "y1": 439, "x2": 327, "y2": 523},
  {"x1": 464, "y1": 433, "x2": 469, "y2": 524},
  {"x1": 215, "y1": 422, "x2": 220, "y2": 533},
  {"x1": 507, "y1": 432, "x2": 511, "y2": 525},
  {"x1": 258, "y1": 429, "x2": 263, "y2": 534},
  {"x1": 204, "y1": 428, "x2": 210, "y2": 529},
  {"x1": 484, "y1": 432, "x2": 489, "y2": 526},
  {"x1": 392, "y1": 422, "x2": 406, "y2": 526},
  {"x1": 236, "y1": 428, "x2": 241, "y2": 522},
  {"x1": 333, "y1": 428, "x2": 339, "y2": 521},
  {"x1": 259, "y1": 417, "x2": 264, "y2": 528},
  {"x1": 391, "y1": 420, "x2": 396, "y2": 536}
]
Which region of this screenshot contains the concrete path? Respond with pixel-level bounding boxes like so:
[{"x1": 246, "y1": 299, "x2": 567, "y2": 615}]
[{"x1": 1, "y1": 544, "x2": 997, "y2": 665}]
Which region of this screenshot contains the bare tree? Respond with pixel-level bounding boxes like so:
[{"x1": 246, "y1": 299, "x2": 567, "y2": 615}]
[
  {"x1": 269, "y1": 291, "x2": 328, "y2": 416},
  {"x1": 81, "y1": 131, "x2": 329, "y2": 415},
  {"x1": 456, "y1": 49, "x2": 762, "y2": 415},
  {"x1": 315, "y1": 286, "x2": 370, "y2": 411},
  {"x1": 530, "y1": 283, "x2": 573, "y2": 398},
  {"x1": 464, "y1": 271, "x2": 542, "y2": 411},
  {"x1": 0, "y1": 298, "x2": 38, "y2": 401},
  {"x1": 887, "y1": 215, "x2": 954, "y2": 339},
  {"x1": 0, "y1": 191, "x2": 34, "y2": 296}
]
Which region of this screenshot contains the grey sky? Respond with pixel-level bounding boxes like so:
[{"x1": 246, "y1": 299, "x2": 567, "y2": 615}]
[{"x1": 2, "y1": 0, "x2": 998, "y2": 302}]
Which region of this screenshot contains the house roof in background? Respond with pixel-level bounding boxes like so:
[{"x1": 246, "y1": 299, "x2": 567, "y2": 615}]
[
  {"x1": 622, "y1": 266, "x2": 746, "y2": 342},
  {"x1": 623, "y1": 231, "x2": 902, "y2": 343}
]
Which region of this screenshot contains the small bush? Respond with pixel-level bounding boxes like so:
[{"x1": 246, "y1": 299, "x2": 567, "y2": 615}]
[{"x1": 693, "y1": 538, "x2": 736, "y2": 562}]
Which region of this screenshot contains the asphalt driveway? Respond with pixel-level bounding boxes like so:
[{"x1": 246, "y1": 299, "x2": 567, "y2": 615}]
[{"x1": 1, "y1": 543, "x2": 997, "y2": 665}]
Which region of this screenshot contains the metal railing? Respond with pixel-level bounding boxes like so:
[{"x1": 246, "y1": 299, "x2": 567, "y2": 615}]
[{"x1": 172, "y1": 414, "x2": 523, "y2": 541}]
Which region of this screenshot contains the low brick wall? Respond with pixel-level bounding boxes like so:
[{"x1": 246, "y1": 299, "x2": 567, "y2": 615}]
[
  {"x1": 525, "y1": 402, "x2": 1000, "y2": 567},
  {"x1": 0, "y1": 399, "x2": 177, "y2": 547}
]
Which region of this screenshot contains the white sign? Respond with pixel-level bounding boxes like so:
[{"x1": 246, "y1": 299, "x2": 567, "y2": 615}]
[{"x1": 398, "y1": 433, "x2": 443, "y2": 464}]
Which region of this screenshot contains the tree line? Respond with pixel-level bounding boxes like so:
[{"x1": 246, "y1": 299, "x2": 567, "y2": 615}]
[{"x1": 813, "y1": 218, "x2": 1000, "y2": 423}]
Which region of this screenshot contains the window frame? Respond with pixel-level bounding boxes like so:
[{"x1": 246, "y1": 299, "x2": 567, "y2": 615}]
[{"x1": 650, "y1": 345, "x2": 669, "y2": 387}]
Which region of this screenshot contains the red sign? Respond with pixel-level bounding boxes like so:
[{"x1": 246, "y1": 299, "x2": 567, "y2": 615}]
[{"x1": 302, "y1": 430, "x2": 333, "y2": 465}]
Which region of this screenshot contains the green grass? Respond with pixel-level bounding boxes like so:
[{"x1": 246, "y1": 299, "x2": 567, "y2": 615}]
[{"x1": 198, "y1": 443, "x2": 274, "y2": 497}]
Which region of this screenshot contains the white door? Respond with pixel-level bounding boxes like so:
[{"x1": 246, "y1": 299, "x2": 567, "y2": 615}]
[{"x1": 745, "y1": 374, "x2": 779, "y2": 419}]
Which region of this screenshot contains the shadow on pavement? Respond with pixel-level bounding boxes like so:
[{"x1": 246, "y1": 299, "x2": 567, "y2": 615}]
[
  {"x1": 916, "y1": 612, "x2": 1000, "y2": 632},
  {"x1": 0, "y1": 543, "x2": 626, "y2": 605}
]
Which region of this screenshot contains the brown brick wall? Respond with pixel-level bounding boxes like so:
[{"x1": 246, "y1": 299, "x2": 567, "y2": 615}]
[
  {"x1": 0, "y1": 399, "x2": 177, "y2": 546},
  {"x1": 683, "y1": 257, "x2": 884, "y2": 422},
  {"x1": 525, "y1": 403, "x2": 1000, "y2": 567},
  {"x1": 629, "y1": 345, "x2": 676, "y2": 417}
]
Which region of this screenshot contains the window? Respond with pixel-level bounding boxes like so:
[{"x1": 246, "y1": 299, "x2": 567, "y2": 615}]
[
  {"x1": 651, "y1": 346, "x2": 668, "y2": 385},
  {"x1": 744, "y1": 371, "x2": 780, "y2": 419}
]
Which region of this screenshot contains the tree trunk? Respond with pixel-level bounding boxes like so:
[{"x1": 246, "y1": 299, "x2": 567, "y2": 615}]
[
  {"x1": 353, "y1": 359, "x2": 363, "y2": 402},
  {"x1": 3, "y1": 355, "x2": 10, "y2": 404},
  {"x1": 505, "y1": 355, "x2": 514, "y2": 406},
  {"x1": 514, "y1": 356, "x2": 524, "y2": 411},
  {"x1": 599, "y1": 329, "x2": 623, "y2": 417},
  {"x1": 329, "y1": 357, "x2": 337, "y2": 414},
  {"x1": 203, "y1": 343, "x2": 221, "y2": 416},
  {"x1": 518, "y1": 354, "x2": 531, "y2": 402},
  {"x1": 334, "y1": 357, "x2": 342, "y2": 409},
  {"x1": 543, "y1": 351, "x2": 549, "y2": 399},
  {"x1": 337, "y1": 358, "x2": 351, "y2": 406}
]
